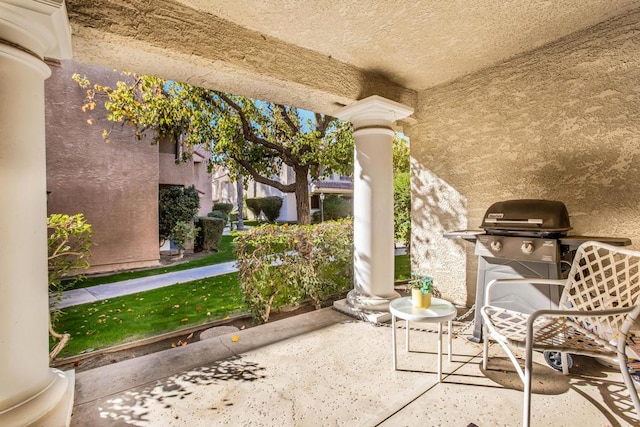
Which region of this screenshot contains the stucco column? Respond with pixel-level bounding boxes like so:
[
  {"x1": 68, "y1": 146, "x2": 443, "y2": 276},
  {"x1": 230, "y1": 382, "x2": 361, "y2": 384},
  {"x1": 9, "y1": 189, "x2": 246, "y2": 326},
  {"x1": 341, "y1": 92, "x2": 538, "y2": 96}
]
[
  {"x1": 0, "y1": 1, "x2": 73, "y2": 425},
  {"x1": 336, "y1": 96, "x2": 413, "y2": 313}
]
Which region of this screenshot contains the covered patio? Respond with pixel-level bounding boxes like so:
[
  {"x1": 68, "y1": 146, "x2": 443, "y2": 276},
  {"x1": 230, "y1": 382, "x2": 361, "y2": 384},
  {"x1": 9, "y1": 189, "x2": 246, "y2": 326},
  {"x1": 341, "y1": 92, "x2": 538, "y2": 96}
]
[
  {"x1": 2, "y1": 1, "x2": 640, "y2": 425},
  {"x1": 70, "y1": 308, "x2": 638, "y2": 426}
]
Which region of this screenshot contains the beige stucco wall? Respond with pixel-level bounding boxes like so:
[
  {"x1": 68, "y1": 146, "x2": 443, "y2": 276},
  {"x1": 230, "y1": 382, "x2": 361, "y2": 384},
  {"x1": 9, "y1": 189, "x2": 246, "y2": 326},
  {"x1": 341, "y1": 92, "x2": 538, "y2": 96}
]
[
  {"x1": 407, "y1": 9, "x2": 640, "y2": 307},
  {"x1": 158, "y1": 152, "x2": 213, "y2": 217},
  {"x1": 46, "y1": 60, "x2": 161, "y2": 273},
  {"x1": 46, "y1": 61, "x2": 214, "y2": 273}
]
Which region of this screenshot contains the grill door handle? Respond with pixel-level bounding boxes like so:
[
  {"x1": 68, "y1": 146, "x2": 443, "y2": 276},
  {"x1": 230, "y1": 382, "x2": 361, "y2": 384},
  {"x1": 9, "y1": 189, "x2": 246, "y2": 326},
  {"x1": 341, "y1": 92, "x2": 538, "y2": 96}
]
[{"x1": 484, "y1": 218, "x2": 544, "y2": 225}]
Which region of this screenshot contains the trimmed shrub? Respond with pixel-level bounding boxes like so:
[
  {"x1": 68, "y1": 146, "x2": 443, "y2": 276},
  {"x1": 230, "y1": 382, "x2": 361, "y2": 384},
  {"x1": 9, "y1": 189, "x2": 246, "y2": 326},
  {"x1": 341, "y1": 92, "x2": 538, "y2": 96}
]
[
  {"x1": 208, "y1": 209, "x2": 228, "y2": 226},
  {"x1": 235, "y1": 219, "x2": 353, "y2": 323},
  {"x1": 312, "y1": 195, "x2": 352, "y2": 222},
  {"x1": 245, "y1": 198, "x2": 261, "y2": 219},
  {"x1": 212, "y1": 202, "x2": 234, "y2": 214},
  {"x1": 195, "y1": 216, "x2": 224, "y2": 252},
  {"x1": 260, "y1": 196, "x2": 283, "y2": 223},
  {"x1": 159, "y1": 185, "x2": 200, "y2": 244},
  {"x1": 324, "y1": 195, "x2": 352, "y2": 220}
]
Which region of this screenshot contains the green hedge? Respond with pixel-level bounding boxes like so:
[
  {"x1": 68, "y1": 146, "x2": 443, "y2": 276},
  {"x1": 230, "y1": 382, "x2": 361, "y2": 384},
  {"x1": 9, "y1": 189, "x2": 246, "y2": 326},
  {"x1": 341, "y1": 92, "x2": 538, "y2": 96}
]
[
  {"x1": 312, "y1": 195, "x2": 352, "y2": 222},
  {"x1": 212, "y1": 202, "x2": 234, "y2": 214},
  {"x1": 159, "y1": 185, "x2": 200, "y2": 243},
  {"x1": 208, "y1": 210, "x2": 228, "y2": 226},
  {"x1": 244, "y1": 196, "x2": 283, "y2": 223},
  {"x1": 245, "y1": 198, "x2": 261, "y2": 219},
  {"x1": 235, "y1": 219, "x2": 353, "y2": 322},
  {"x1": 260, "y1": 196, "x2": 283, "y2": 222},
  {"x1": 393, "y1": 172, "x2": 411, "y2": 250},
  {"x1": 195, "y1": 217, "x2": 225, "y2": 252}
]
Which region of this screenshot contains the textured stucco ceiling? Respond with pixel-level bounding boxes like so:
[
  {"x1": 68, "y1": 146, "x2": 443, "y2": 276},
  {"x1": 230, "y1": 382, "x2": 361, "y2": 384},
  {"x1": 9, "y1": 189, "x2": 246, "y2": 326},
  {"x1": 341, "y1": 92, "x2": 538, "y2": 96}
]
[
  {"x1": 66, "y1": 0, "x2": 640, "y2": 113},
  {"x1": 179, "y1": 0, "x2": 640, "y2": 91}
]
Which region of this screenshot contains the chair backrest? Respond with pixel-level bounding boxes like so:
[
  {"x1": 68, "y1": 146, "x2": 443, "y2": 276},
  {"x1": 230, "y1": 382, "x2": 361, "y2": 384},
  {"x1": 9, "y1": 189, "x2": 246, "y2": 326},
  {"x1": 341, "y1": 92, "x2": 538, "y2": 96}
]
[{"x1": 560, "y1": 241, "x2": 640, "y2": 341}]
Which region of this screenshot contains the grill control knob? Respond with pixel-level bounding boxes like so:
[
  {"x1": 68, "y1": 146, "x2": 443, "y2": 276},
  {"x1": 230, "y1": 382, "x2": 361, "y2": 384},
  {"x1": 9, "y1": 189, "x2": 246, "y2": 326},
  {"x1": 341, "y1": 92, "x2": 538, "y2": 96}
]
[
  {"x1": 490, "y1": 240, "x2": 502, "y2": 252},
  {"x1": 521, "y1": 242, "x2": 534, "y2": 255}
]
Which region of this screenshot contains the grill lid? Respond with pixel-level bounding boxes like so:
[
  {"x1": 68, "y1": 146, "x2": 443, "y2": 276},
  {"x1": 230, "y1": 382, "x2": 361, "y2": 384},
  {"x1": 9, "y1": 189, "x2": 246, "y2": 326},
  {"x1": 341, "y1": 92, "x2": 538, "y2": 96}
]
[{"x1": 480, "y1": 199, "x2": 571, "y2": 236}]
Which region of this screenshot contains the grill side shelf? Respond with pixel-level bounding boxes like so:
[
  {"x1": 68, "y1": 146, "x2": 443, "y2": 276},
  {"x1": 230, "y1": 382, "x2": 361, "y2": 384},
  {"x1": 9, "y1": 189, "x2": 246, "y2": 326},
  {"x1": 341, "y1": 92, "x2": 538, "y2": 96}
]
[
  {"x1": 559, "y1": 236, "x2": 631, "y2": 250},
  {"x1": 443, "y1": 230, "x2": 483, "y2": 243}
]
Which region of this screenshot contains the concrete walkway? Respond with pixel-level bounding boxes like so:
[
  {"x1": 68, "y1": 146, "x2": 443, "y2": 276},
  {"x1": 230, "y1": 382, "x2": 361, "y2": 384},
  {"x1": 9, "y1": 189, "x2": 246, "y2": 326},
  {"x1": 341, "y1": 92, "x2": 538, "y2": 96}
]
[
  {"x1": 51, "y1": 261, "x2": 238, "y2": 309},
  {"x1": 52, "y1": 247, "x2": 408, "y2": 310}
]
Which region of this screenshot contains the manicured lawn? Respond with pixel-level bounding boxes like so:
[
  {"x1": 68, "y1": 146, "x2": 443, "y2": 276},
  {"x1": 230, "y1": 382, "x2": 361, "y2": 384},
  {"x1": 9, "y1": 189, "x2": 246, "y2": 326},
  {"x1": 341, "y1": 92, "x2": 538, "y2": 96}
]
[
  {"x1": 54, "y1": 272, "x2": 245, "y2": 358},
  {"x1": 53, "y1": 252, "x2": 412, "y2": 358},
  {"x1": 64, "y1": 235, "x2": 237, "y2": 289}
]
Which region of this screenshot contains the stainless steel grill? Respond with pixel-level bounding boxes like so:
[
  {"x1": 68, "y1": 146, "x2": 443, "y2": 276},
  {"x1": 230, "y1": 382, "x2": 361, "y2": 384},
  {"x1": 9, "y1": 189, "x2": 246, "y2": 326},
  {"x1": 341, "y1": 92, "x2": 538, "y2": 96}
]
[{"x1": 445, "y1": 199, "x2": 630, "y2": 342}]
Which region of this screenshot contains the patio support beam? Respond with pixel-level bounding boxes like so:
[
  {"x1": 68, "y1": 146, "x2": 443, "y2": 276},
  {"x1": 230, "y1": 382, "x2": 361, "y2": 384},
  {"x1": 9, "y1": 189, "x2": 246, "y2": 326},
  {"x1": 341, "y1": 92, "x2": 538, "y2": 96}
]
[
  {"x1": 335, "y1": 96, "x2": 413, "y2": 316},
  {"x1": 0, "y1": 1, "x2": 74, "y2": 425}
]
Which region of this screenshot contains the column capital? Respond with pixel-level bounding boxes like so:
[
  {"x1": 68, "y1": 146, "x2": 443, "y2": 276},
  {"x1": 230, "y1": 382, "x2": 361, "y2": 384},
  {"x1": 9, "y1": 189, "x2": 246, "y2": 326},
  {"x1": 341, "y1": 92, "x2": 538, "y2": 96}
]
[
  {"x1": 0, "y1": 0, "x2": 72, "y2": 60},
  {"x1": 335, "y1": 95, "x2": 414, "y2": 130}
]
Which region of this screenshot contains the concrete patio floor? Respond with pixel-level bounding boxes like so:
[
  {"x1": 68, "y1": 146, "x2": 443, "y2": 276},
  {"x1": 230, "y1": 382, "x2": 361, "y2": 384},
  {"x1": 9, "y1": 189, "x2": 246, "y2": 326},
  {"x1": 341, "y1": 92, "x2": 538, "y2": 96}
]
[{"x1": 70, "y1": 307, "x2": 639, "y2": 426}]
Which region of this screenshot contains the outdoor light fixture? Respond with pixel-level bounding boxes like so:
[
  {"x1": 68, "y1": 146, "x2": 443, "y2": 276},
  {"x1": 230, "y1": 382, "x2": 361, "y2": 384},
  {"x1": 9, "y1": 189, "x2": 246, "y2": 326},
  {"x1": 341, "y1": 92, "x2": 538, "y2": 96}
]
[{"x1": 320, "y1": 192, "x2": 325, "y2": 222}]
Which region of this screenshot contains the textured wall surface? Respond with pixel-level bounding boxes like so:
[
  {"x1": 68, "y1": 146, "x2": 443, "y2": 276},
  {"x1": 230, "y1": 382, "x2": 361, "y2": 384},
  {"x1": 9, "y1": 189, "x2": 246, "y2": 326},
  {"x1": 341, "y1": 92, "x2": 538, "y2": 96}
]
[
  {"x1": 46, "y1": 61, "x2": 161, "y2": 273},
  {"x1": 65, "y1": 0, "x2": 415, "y2": 116},
  {"x1": 407, "y1": 9, "x2": 640, "y2": 306}
]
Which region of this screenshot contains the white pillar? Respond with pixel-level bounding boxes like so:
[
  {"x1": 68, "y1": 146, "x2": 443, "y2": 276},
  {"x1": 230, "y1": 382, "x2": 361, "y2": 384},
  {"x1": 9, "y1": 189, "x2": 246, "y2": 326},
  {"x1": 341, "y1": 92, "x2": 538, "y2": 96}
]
[
  {"x1": 336, "y1": 96, "x2": 413, "y2": 312},
  {"x1": 0, "y1": 1, "x2": 73, "y2": 425}
]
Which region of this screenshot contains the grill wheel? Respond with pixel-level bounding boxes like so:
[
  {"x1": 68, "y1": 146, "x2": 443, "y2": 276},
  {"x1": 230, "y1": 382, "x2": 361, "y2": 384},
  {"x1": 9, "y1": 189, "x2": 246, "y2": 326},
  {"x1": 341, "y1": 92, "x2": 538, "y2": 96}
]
[{"x1": 544, "y1": 351, "x2": 574, "y2": 371}]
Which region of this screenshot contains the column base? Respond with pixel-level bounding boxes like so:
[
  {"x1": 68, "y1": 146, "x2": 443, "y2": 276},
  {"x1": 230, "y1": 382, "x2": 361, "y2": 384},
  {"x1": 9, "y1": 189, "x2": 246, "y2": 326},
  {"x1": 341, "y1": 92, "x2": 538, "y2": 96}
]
[
  {"x1": 0, "y1": 369, "x2": 75, "y2": 427},
  {"x1": 332, "y1": 289, "x2": 400, "y2": 323}
]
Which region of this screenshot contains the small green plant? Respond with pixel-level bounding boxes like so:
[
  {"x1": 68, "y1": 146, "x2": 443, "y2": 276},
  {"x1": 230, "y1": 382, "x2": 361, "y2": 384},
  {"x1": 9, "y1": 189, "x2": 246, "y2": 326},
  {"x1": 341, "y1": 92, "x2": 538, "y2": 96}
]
[
  {"x1": 172, "y1": 221, "x2": 199, "y2": 250},
  {"x1": 47, "y1": 213, "x2": 93, "y2": 359},
  {"x1": 407, "y1": 272, "x2": 433, "y2": 295}
]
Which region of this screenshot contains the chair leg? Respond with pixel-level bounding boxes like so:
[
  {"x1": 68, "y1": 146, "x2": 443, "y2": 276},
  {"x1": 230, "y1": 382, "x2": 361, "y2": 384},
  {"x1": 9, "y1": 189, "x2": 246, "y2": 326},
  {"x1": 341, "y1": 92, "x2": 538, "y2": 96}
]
[
  {"x1": 618, "y1": 352, "x2": 640, "y2": 421},
  {"x1": 482, "y1": 325, "x2": 489, "y2": 370},
  {"x1": 523, "y1": 344, "x2": 533, "y2": 427},
  {"x1": 561, "y1": 352, "x2": 569, "y2": 375}
]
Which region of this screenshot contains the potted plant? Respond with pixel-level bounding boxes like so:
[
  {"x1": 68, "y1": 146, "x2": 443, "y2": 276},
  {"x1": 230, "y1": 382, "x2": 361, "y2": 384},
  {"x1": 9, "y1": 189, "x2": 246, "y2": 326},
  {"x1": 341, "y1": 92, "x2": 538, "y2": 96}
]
[{"x1": 408, "y1": 273, "x2": 433, "y2": 308}]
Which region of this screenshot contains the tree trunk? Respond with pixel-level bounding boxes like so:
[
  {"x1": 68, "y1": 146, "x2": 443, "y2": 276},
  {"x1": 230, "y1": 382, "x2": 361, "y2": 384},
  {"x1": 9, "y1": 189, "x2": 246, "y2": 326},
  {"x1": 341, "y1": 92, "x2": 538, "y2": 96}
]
[
  {"x1": 236, "y1": 173, "x2": 244, "y2": 230},
  {"x1": 294, "y1": 165, "x2": 311, "y2": 225}
]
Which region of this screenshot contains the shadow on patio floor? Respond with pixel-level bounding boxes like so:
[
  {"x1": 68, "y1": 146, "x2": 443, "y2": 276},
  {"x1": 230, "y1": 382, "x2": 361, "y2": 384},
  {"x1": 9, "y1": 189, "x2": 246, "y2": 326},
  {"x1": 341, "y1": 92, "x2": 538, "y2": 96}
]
[{"x1": 70, "y1": 307, "x2": 640, "y2": 426}]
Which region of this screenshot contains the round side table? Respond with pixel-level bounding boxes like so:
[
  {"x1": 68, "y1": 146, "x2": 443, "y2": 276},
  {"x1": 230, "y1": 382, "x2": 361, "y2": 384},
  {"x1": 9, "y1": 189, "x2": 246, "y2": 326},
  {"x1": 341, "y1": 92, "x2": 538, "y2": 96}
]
[{"x1": 389, "y1": 296, "x2": 457, "y2": 382}]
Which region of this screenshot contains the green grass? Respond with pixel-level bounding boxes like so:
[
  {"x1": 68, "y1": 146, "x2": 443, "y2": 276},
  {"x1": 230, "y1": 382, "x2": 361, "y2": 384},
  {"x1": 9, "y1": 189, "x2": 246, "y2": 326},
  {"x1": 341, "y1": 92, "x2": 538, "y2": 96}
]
[
  {"x1": 53, "y1": 252, "x2": 412, "y2": 358},
  {"x1": 65, "y1": 235, "x2": 237, "y2": 289},
  {"x1": 54, "y1": 273, "x2": 245, "y2": 358},
  {"x1": 394, "y1": 254, "x2": 410, "y2": 281}
]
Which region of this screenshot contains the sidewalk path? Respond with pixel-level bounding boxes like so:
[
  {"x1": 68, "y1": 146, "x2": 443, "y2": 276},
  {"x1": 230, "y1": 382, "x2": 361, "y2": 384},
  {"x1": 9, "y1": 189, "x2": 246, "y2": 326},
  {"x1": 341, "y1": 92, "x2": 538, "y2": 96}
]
[
  {"x1": 51, "y1": 261, "x2": 238, "y2": 310},
  {"x1": 52, "y1": 247, "x2": 407, "y2": 310}
]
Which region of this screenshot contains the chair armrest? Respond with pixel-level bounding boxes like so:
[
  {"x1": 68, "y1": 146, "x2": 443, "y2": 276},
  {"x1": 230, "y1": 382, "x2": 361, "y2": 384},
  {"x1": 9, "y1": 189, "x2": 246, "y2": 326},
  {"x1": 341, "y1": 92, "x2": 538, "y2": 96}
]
[{"x1": 484, "y1": 278, "x2": 566, "y2": 307}]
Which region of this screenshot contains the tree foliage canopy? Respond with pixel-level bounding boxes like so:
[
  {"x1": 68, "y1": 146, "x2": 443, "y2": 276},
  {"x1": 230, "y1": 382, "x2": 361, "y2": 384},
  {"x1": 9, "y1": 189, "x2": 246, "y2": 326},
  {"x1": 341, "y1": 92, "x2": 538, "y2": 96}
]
[{"x1": 73, "y1": 73, "x2": 354, "y2": 224}]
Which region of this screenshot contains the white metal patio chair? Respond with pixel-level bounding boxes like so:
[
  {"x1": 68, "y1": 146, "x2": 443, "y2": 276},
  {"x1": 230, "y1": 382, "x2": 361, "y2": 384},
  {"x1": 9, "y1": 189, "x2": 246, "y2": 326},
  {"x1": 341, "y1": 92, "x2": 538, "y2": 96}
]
[{"x1": 481, "y1": 241, "x2": 640, "y2": 426}]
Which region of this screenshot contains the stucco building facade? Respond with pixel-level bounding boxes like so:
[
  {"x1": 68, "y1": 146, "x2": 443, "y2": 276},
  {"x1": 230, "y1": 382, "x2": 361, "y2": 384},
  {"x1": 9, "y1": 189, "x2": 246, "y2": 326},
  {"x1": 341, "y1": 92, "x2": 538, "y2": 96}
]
[{"x1": 45, "y1": 60, "x2": 213, "y2": 273}]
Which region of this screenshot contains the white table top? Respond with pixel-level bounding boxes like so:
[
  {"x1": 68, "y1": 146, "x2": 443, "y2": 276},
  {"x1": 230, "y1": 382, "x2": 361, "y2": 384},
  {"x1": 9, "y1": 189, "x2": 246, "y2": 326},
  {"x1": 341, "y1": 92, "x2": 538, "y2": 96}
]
[{"x1": 389, "y1": 296, "x2": 457, "y2": 323}]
